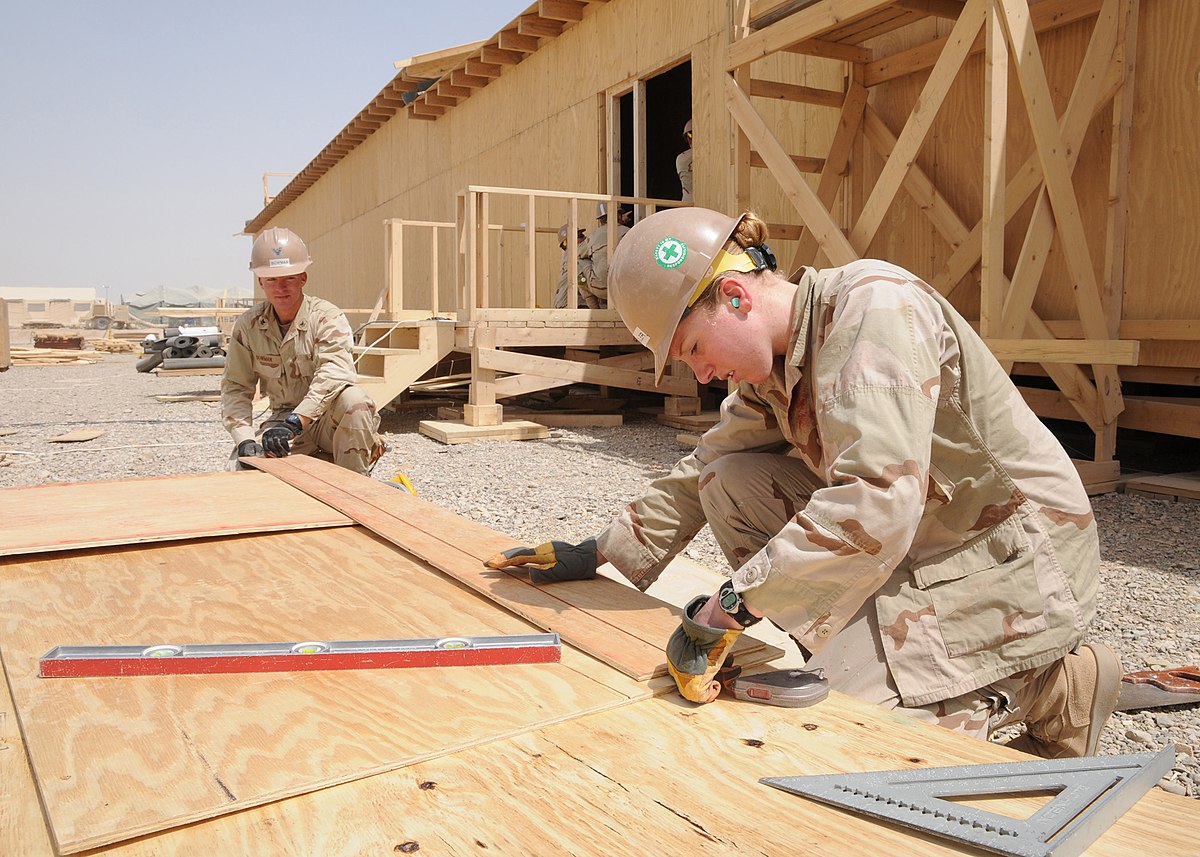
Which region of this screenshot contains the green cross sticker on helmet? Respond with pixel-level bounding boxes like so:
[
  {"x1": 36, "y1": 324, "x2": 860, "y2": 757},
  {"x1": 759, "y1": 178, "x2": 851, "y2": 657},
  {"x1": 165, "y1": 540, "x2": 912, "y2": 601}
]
[{"x1": 655, "y1": 237, "x2": 688, "y2": 269}]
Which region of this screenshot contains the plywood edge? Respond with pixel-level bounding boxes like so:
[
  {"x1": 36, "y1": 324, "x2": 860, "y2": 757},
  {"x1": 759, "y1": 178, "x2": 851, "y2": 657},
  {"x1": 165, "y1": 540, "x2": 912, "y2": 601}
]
[{"x1": 247, "y1": 457, "x2": 781, "y2": 679}]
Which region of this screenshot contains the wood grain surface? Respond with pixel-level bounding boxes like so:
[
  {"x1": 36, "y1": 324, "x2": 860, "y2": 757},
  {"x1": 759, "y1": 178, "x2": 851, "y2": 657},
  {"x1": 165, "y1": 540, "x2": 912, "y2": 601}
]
[
  {"x1": 0, "y1": 525, "x2": 652, "y2": 853},
  {"x1": 246, "y1": 455, "x2": 780, "y2": 679},
  {"x1": 0, "y1": 470, "x2": 352, "y2": 557},
  {"x1": 4, "y1": 672, "x2": 1195, "y2": 856}
]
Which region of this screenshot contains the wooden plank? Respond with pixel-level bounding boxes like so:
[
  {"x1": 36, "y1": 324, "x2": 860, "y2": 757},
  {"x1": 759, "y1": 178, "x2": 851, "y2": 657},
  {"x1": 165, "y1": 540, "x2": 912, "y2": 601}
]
[
  {"x1": 980, "y1": 1, "x2": 1007, "y2": 339},
  {"x1": 983, "y1": 337, "x2": 1139, "y2": 365},
  {"x1": 0, "y1": 471, "x2": 352, "y2": 557},
  {"x1": 419, "y1": 418, "x2": 551, "y2": 443},
  {"x1": 1120, "y1": 471, "x2": 1200, "y2": 502},
  {"x1": 0, "y1": 525, "x2": 652, "y2": 853},
  {"x1": 246, "y1": 455, "x2": 779, "y2": 680}
]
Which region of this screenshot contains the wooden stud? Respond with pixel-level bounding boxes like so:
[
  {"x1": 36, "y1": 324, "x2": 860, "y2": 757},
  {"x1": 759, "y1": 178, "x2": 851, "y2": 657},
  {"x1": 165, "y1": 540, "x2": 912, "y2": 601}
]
[
  {"x1": 749, "y1": 151, "x2": 825, "y2": 173},
  {"x1": 527, "y1": 194, "x2": 537, "y2": 308},
  {"x1": 786, "y1": 38, "x2": 873, "y2": 63},
  {"x1": 436, "y1": 81, "x2": 472, "y2": 99},
  {"x1": 980, "y1": 0, "x2": 1007, "y2": 340},
  {"x1": 728, "y1": 0, "x2": 893, "y2": 69},
  {"x1": 466, "y1": 326, "x2": 502, "y2": 426}
]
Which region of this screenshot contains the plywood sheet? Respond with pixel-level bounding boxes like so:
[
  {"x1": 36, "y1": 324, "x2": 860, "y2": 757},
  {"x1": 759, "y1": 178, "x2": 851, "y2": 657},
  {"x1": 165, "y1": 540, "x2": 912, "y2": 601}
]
[
  {"x1": 0, "y1": 470, "x2": 352, "y2": 557},
  {"x1": 5, "y1": 677, "x2": 1195, "y2": 856},
  {"x1": 247, "y1": 455, "x2": 780, "y2": 680},
  {"x1": 0, "y1": 525, "x2": 651, "y2": 854}
]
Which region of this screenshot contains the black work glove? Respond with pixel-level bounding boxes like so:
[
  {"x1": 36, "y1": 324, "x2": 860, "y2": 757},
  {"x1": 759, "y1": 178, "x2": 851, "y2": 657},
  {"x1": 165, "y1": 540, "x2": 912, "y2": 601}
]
[
  {"x1": 235, "y1": 439, "x2": 263, "y2": 469},
  {"x1": 262, "y1": 413, "x2": 303, "y2": 458},
  {"x1": 666, "y1": 595, "x2": 743, "y2": 704},
  {"x1": 483, "y1": 537, "x2": 598, "y2": 584}
]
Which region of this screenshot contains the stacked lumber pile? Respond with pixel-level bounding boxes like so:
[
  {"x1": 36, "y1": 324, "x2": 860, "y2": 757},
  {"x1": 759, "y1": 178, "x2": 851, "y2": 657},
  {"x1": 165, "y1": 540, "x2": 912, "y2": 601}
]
[
  {"x1": 31, "y1": 333, "x2": 84, "y2": 350},
  {"x1": 93, "y1": 339, "x2": 138, "y2": 354},
  {"x1": 8, "y1": 347, "x2": 104, "y2": 366}
]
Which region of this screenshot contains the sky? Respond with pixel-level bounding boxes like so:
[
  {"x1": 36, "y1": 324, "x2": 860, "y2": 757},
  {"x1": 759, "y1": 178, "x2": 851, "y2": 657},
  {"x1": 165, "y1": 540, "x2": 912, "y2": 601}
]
[{"x1": 0, "y1": 1, "x2": 522, "y2": 301}]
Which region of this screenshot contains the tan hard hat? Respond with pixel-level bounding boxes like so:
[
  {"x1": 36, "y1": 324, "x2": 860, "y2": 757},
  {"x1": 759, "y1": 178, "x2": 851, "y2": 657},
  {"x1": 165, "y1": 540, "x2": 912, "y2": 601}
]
[
  {"x1": 250, "y1": 227, "x2": 313, "y2": 277},
  {"x1": 684, "y1": 119, "x2": 693, "y2": 137},
  {"x1": 608, "y1": 207, "x2": 748, "y2": 382}
]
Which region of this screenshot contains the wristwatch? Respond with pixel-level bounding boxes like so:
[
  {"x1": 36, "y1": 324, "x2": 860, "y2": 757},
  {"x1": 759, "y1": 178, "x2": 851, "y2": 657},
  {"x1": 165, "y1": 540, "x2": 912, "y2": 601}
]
[
  {"x1": 284, "y1": 413, "x2": 304, "y2": 435},
  {"x1": 717, "y1": 579, "x2": 761, "y2": 627}
]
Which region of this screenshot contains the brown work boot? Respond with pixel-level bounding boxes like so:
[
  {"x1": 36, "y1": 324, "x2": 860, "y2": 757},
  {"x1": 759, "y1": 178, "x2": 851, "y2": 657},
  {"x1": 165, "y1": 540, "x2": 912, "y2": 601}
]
[{"x1": 1006, "y1": 643, "x2": 1121, "y2": 759}]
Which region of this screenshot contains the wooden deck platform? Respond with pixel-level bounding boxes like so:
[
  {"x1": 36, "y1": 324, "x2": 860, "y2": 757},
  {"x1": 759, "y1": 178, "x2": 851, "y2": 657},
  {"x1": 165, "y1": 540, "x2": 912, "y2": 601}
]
[{"x1": 1, "y1": 458, "x2": 1193, "y2": 855}]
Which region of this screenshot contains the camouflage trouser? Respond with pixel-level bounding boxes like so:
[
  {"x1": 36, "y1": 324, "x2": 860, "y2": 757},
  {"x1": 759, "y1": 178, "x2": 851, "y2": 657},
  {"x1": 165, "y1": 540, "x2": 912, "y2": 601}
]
[
  {"x1": 698, "y1": 452, "x2": 1056, "y2": 741},
  {"x1": 228, "y1": 385, "x2": 383, "y2": 476}
]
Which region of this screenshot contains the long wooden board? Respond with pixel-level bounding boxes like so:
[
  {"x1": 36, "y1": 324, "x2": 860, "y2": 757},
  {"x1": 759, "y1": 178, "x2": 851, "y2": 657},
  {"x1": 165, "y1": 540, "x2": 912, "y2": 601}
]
[
  {"x1": 0, "y1": 525, "x2": 652, "y2": 854},
  {"x1": 247, "y1": 455, "x2": 780, "y2": 680},
  {"x1": 0, "y1": 470, "x2": 351, "y2": 557}
]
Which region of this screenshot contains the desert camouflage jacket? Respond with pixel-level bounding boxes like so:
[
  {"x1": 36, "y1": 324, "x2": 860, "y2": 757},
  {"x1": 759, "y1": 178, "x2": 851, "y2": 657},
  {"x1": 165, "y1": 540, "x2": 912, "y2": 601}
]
[
  {"x1": 221, "y1": 295, "x2": 358, "y2": 445},
  {"x1": 596, "y1": 259, "x2": 1099, "y2": 706}
]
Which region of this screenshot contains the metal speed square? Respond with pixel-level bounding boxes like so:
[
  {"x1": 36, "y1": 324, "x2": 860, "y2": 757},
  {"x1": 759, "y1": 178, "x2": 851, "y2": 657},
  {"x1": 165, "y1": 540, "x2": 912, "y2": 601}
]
[{"x1": 761, "y1": 744, "x2": 1175, "y2": 857}]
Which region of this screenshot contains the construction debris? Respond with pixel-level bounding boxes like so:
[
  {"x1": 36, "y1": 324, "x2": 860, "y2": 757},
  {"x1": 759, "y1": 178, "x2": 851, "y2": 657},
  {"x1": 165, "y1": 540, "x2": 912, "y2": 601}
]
[
  {"x1": 32, "y1": 333, "x2": 85, "y2": 350},
  {"x1": 9, "y1": 347, "x2": 103, "y2": 365},
  {"x1": 137, "y1": 328, "x2": 227, "y2": 373},
  {"x1": 47, "y1": 429, "x2": 106, "y2": 443}
]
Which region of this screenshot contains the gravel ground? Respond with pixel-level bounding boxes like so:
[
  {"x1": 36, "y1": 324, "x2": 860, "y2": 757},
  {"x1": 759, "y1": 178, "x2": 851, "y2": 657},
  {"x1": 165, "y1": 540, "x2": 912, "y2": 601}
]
[{"x1": 2, "y1": 349, "x2": 1199, "y2": 797}]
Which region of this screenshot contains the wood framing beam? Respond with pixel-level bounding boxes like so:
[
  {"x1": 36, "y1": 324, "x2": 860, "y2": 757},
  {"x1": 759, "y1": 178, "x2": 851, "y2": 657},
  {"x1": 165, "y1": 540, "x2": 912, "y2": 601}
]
[
  {"x1": 480, "y1": 44, "x2": 525, "y2": 65},
  {"x1": 847, "y1": 0, "x2": 986, "y2": 253},
  {"x1": 996, "y1": 0, "x2": 1123, "y2": 424},
  {"x1": 786, "y1": 39, "x2": 873, "y2": 63},
  {"x1": 1000, "y1": 0, "x2": 1121, "y2": 340},
  {"x1": 410, "y1": 102, "x2": 446, "y2": 118},
  {"x1": 984, "y1": 338, "x2": 1139, "y2": 365},
  {"x1": 494, "y1": 351, "x2": 653, "y2": 397},
  {"x1": 464, "y1": 58, "x2": 503, "y2": 78},
  {"x1": 748, "y1": 78, "x2": 845, "y2": 108},
  {"x1": 539, "y1": 0, "x2": 586, "y2": 22},
  {"x1": 895, "y1": 0, "x2": 967, "y2": 17},
  {"x1": 500, "y1": 29, "x2": 542, "y2": 53},
  {"x1": 864, "y1": 0, "x2": 1103, "y2": 87},
  {"x1": 750, "y1": 151, "x2": 825, "y2": 173},
  {"x1": 437, "y1": 81, "x2": 472, "y2": 99},
  {"x1": 423, "y1": 92, "x2": 458, "y2": 108},
  {"x1": 730, "y1": 0, "x2": 893, "y2": 69},
  {"x1": 726, "y1": 74, "x2": 857, "y2": 265},
  {"x1": 517, "y1": 15, "x2": 565, "y2": 38},
  {"x1": 450, "y1": 70, "x2": 490, "y2": 89},
  {"x1": 980, "y1": 1, "x2": 1008, "y2": 339},
  {"x1": 476, "y1": 348, "x2": 698, "y2": 396}
]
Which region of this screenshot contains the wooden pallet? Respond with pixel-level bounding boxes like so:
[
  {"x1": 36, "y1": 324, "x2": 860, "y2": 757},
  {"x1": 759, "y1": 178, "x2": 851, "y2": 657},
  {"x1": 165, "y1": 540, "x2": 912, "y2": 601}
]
[{"x1": 1120, "y1": 471, "x2": 1200, "y2": 502}]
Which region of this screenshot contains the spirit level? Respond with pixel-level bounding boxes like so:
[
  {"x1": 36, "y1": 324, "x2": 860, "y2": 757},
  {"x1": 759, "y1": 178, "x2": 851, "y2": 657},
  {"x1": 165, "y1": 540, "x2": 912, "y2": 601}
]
[{"x1": 38, "y1": 633, "x2": 561, "y2": 678}]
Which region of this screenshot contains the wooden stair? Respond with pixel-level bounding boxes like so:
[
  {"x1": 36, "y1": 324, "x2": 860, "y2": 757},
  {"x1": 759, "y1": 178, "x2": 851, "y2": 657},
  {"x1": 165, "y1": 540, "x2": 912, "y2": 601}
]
[{"x1": 353, "y1": 318, "x2": 456, "y2": 408}]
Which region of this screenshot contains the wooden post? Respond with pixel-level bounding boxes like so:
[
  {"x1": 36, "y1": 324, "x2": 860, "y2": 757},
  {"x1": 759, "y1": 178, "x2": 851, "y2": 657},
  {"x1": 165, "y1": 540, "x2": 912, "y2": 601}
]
[
  {"x1": 465, "y1": 326, "x2": 503, "y2": 426},
  {"x1": 980, "y1": 0, "x2": 1007, "y2": 339},
  {"x1": 568, "y1": 196, "x2": 580, "y2": 309},
  {"x1": 0, "y1": 298, "x2": 10, "y2": 372},
  {"x1": 479, "y1": 192, "x2": 491, "y2": 310},
  {"x1": 527, "y1": 193, "x2": 537, "y2": 308},
  {"x1": 386, "y1": 219, "x2": 403, "y2": 318},
  {"x1": 462, "y1": 191, "x2": 476, "y2": 322},
  {"x1": 429, "y1": 227, "x2": 440, "y2": 317}
]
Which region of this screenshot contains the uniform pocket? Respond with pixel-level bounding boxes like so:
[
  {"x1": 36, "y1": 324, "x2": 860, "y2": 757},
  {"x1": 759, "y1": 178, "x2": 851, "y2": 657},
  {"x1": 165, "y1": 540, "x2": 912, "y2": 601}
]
[{"x1": 911, "y1": 515, "x2": 1047, "y2": 657}]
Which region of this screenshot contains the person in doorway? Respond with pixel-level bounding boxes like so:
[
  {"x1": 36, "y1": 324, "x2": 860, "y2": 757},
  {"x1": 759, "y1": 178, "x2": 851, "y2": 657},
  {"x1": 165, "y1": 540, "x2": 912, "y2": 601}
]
[
  {"x1": 581, "y1": 202, "x2": 631, "y2": 309},
  {"x1": 553, "y1": 223, "x2": 593, "y2": 309},
  {"x1": 222, "y1": 227, "x2": 385, "y2": 475},
  {"x1": 486, "y1": 207, "x2": 1121, "y2": 759},
  {"x1": 676, "y1": 119, "x2": 693, "y2": 202}
]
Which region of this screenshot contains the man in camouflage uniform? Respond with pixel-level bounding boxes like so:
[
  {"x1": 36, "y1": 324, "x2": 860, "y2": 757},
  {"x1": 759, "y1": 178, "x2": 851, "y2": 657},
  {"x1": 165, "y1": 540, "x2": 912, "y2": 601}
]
[
  {"x1": 580, "y1": 202, "x2": 630, "y2": 309},
  {"x1": 487, "y1": 208, "x2": 1121, "y2": 759},
  {"x1": 222, "y1": 227, "x2": 383, "y2": 475},
  {"x1": 552, "y1": 223, "x2": 593, "y2": 309}
]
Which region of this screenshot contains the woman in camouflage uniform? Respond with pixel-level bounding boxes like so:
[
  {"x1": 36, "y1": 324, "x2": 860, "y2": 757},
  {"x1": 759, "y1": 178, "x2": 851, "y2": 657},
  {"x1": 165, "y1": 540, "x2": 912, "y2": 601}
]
[{"x1": 489, "y1": 207, "x2": 1121, "y2": 759}]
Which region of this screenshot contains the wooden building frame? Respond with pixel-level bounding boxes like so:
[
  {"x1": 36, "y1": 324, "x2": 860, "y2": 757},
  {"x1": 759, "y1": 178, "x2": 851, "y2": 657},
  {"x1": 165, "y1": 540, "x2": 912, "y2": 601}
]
[{"x1": 242, "y1": 0, "x2": 1200, "y2": 466}]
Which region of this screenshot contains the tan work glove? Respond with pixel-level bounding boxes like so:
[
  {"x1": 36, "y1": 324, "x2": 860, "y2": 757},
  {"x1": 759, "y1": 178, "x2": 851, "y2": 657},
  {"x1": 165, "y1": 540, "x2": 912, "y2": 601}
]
[
  {"x1": 483, "y1": 538, "x2": 597, "y2": 584},
  {"x1": 666, "y1": 595, "x2": 743, "y2": 704}
]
